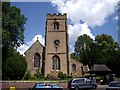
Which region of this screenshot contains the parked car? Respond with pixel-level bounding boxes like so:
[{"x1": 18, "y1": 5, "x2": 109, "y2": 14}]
[
  {"x1": 106, "y1": 81, "x2": 120, "y2": 90},
  {"x1": 31, "y1": 82, "x2": 63, "y2": 90},
  {"x1": 68, "y1": 78, "x2": 97, "y2": 90}
]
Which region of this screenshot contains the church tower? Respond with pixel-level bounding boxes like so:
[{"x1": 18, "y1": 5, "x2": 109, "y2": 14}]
[{"x1": 45, "y1": 13, "x2": 69, "y2": 77}]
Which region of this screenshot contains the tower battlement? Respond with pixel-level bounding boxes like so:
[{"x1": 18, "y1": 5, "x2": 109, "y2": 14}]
[{"x1": 46, "y1": 13, "x2": 67, "y2": 20}]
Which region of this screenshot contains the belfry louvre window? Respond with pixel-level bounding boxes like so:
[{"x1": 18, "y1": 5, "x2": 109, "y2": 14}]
[
  {"x1": 53, "y1": 18, "x2": 60, "y2": 30},
  {"x1": 34, "y1": 52, "x2": 40, "y2": 67},
  {"x1": 52, "y1": 55, "x2": 60, "y2": 70}
]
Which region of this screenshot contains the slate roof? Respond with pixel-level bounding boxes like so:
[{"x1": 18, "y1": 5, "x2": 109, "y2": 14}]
[{"x1": 89, "y1": 64, "x2": 111, "y2": 72}]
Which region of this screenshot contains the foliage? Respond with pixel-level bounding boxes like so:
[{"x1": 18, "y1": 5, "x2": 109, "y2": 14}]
[
  {"x1": 70, "y1": 52, "x2": 80, "y2": 61},
  {"x1": 22, "y1": 70, "x2": 31, "y2": 80},
  {"x1": 3, "y1": 50, "x2": 27, "y2": 80},
  {"x1": 2, "y1": 2, "x2": 27, "y2": 48},
  {"x1": 45, "y1": 73, "x2": 53, "y2": 80},
  {"x1": 74, "y1": 34, "x2": 93, "y2": 61},
  {"x1": 70, "y1": 53, "x2": 76, "y2": 59},
  {"x1": 34, "y1": 69, "x2": 44, "y2": 80},
  {"x1": 80, "y1": 45, "x2": 97, "y2": 67},
  {"x1": 23, "y1": 69, "x2": 44, "y2": 80},
  {"x1": 95, "y1": 34, "x2": 120, "y2": 76},
  {"x1": 58, "y1": 71, "x2": 67, "y2": 80},
  {"x1": 106, "y1": 48, "x2": 120, "y2": 76},
  {"x1": 74, "y1": 34, "x2": 120, "y2": 76},
  {"x1": 30, "y1": 74, "x2": 37, "y2": 80},
  {"x1": 95, "y1": 34, "x2": 119, "y2": 52},
  {"x1": 2, "y1": 2, "x2": 27, "y2": 80}
]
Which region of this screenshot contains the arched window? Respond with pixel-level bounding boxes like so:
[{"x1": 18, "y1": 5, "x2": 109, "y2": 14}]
[
  {"x1": 72, "y1": 63, "x2": 76, "y2": 71},
  {"x1": 53, "y1": 18, "x2": 60, "y2": 30},
  {"x1": 52, "y1": 55, "x2": 60, "y2": 70},
  {"x1": 34, "y1": 52, "x2": 40, "y2": 67}
]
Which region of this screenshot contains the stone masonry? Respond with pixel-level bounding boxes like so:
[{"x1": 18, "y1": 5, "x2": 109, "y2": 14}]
[{"x1": 25, "y1": 13, "x2": 83, "y2": 77}]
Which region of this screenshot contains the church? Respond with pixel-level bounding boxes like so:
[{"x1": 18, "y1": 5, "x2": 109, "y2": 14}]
[{"x1": 24, "y1": 13, "x2": 83, "y2": 77}]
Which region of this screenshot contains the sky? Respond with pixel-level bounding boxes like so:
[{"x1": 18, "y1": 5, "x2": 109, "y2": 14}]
[{"x1": 11, "y1": 0, "x2": 119, "y2": 55}]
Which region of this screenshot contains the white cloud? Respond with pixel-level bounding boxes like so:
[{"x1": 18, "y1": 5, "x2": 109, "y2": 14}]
[
  {"x1": 51, "y1": 0, "x2": 119, "y2": 52},
  {"x1": 113, "y1": 16, "x2": 118, "y2": 20},
  {"x1": 51, "y1": 0, "x2": 119, "y2": 27},
  {"x1": 68, "y1": 23, "x2": 95, "y2": 52},
  {"x1": 52, "y1": 0, "x2": 119, "y2": 27},
  {"x1": 68, "y1": 23, "x2": 95, "y2": 44},
  {"x1": 17, "y1": 34, "x2": 44, "y2": 55}
]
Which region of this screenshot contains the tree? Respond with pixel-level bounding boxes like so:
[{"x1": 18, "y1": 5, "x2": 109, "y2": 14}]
[
  {"x1": 70, "y1": 52, "x2": 80, "y2": 61},
  {"x1": 3, "y1": 50, "x2": 27, "y2": 80},
  {"x1": 95, "y1": 34, "x2": 119, "y2": 52},
  {"x1": 95, "y1": 34, "x2": 119, "y2": 68},
  {"x1": 2, "y1": 2, "x2": 27, "y2": 80},
  {"x1": 2, "y1": 2, "x2": 27, "y2": 48},
  {"x1": 74, "y1": 34, "x2": 120, "y2": 71},
  {"x1": 74, "y1": 34, "x2": 94, "y2": 61},
  {"x1": 106, "y1": 48, "x2": 120, "y2": 76},
  {"x1": 2, "y1": 2, "x2": 27, "y2": 62},
  {"x1": 80, "y1": 43, "x2": 98, "y2": 67}
]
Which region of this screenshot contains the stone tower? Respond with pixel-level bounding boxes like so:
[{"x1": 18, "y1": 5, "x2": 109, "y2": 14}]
[{"x1": 45, "y1": 13, "x2": 69, "y2": 77}]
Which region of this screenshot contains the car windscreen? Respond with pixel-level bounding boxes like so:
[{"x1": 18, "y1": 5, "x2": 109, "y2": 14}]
[
  {"x1": 73, "y1": 79, "x2": 85, "y2": 83},
  {"x1": 109, "y1": 82, "x2": 120, "y2": 87}
]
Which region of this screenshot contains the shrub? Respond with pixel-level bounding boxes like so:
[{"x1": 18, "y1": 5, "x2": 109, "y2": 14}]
[
  {"x1": 45, "y1": 73, "x2": 53, "y2": 80},
  {"x1": 30, "y1": 74, "x2": 37, "y2": 80},
  {"x1": 4, "y1": 52, "x2": 27, "y2": 80},
  {"x1": 22, "y1": 70, "x2": 31, "y2": 80},
  {"x1": 34, "y1": 69, "x2": 44, "y2": 80},
  {"x1": 58, "y1": 71, "x2": 67, "y2": 80}
]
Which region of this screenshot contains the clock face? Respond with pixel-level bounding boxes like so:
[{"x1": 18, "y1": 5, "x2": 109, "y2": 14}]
[{"x1": 54, "y1": 40, "x2": 60, "y2": 45}]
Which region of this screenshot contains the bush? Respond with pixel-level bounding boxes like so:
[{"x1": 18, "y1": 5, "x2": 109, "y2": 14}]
[
  {"x1": 45, "y1": 73, "x2": 53, "y2": 80},
  {"x1": 4, "y1": 51, "x2": 27, "y2": 80},
  {"x1": 58, "y1": 71, "x2": 67, "y2": 80},
  {"x1": 34, "y1": 69, "x2": 44, "y2": 80},
  {"x1": 23, "y1": 69, "x2": 44, "y2": 80},
  {"x1": 22, "y1": 70, "x2": 31, "y2": 80},
  {"x1": 30, "y1": 74, "x2": 37, "y2": 80}
]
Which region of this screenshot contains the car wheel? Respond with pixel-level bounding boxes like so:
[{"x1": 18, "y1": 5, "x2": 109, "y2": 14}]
[
  {"x1": 92, "y1": 85, "x2": 96, "y2": 89},
  {"x1": 75, "y1": 86, "x2": 79, "y2": 90}
]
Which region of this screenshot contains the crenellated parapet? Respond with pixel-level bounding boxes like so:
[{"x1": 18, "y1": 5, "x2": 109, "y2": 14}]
[{"x1": 46, "y1": 13, "x2": 67, "y2": 20}]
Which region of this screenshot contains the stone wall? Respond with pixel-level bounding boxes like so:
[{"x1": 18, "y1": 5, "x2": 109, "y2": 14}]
[
  {"x1": 25, "y1": 40, "x2": 44, "y2": 74},
  {"x1": 2, "y1": 81, "x2": 68, "y2": 89},
  {"x1": 70, "y1": 58, "x2": 83, "y2": 77}
]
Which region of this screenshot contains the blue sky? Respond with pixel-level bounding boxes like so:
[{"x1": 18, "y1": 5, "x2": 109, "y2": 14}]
[
  {"x1": 11, "y1": 2, "x2": 57, "y2": 42},
  {"x1": 11, "y1": 1, "x2": 119, "y2": 54}
]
